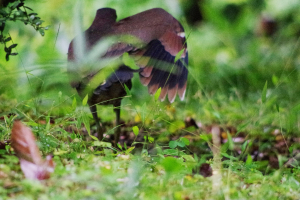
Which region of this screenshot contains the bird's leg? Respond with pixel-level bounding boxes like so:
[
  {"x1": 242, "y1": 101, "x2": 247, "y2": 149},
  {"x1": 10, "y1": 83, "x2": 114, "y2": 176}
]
[
  {"x1": 114, "y1": 102, "x2": 121, "y2": 147},
  {"x1": 90, "y1": 104, "x2": 104, "y2": 141}
]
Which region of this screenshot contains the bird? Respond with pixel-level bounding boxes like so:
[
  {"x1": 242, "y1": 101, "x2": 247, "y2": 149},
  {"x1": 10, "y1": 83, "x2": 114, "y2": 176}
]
[{"x1": 67, "y1": 8, "x2": 188, "y2": 146}]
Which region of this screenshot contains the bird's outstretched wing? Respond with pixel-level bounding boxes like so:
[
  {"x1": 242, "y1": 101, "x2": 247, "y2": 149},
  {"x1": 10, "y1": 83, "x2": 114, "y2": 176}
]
[
  {"x1": 110, "y1": 8, "x2": 188, "y2": 102},
  {"x1": 68, "y1": 8, "x2": 188, "y2": 102},
  {"x1": 133, "y1": 38, "x2": 188, "y2": 102}
]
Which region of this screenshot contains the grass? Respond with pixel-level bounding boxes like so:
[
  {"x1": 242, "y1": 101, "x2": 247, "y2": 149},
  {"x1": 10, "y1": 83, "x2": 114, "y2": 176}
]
[
  {"x1": 1, "y1": 0, "x2": 300, "y2": 199},
  {"x1": 1, "y1": 142, "x2": 300, "y2": 199}
]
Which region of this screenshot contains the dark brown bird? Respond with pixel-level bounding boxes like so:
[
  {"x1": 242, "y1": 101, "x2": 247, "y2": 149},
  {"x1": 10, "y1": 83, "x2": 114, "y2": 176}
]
[{"x1": 68, "y1": 8, "x2": 188, "y2": 145}]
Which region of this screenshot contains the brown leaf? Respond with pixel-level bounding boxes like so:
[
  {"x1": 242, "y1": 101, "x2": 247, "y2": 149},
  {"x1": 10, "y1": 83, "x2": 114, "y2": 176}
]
[
  {"x1": 11, "y1": 121, "x2": 42, "y2": 164},
  {"x1": 20, "y1": 155, "x2": 55, "y2": 180},
  {"x1": 11, "y1": 121, "x2": 55, "y2": 180}
]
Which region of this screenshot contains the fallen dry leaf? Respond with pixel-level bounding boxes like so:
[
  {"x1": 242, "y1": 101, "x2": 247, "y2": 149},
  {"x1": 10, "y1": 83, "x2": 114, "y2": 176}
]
[{"x1": 11, "y1": 121, "x2": 55, "y2": 180}]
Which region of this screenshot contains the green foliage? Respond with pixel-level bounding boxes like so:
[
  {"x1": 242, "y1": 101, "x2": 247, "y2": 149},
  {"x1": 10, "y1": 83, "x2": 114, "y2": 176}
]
[
  {"x1": 262, "y1": 80, "x2": 268, "y2": 103},
  {"x1": 132, "y1": 125, "x2": 139, "y2": 136},
  {"x1": 0, "y1": 0, "x2": 48, "y2": 61},
  {"x1": 154, "y1": 87, "x2": 161, "y2": 101},
  {"x1": 161, "y1": 156, "x2": 183, "y2": 173},
  {"x1": 122, "y1": 52, "x2": 138, "y2": 69},
  {"x1": 169, "y1": 137, "x2": 190, "y2": 149},
  {"x1": 82, "y1": 94, "x2": 88, "y2": 106}
]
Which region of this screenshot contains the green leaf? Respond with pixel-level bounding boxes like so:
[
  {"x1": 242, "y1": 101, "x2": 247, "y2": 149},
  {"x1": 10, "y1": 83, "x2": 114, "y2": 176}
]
[
  {"x1": 125, "y1": 146, "x2": 135, "y2": 154},
  {"x1": 70, "y1": 132, "x2": 76, "y2": 140},
  {"x1": 163, "y1": 149, "x2": 185, "y2": 156},
  {"x1": 25, "y1": 121, "x2": 39, "y2": 127},
  {"x1": 29, "y1": 14, "x2": 35, "y2": 21},
  {"x1": 4, "y1": 47, "x2": 10, "y2": 53},
  {"x1": 8, "y1": 44, "x2": 17, "y2": 49},
  {"x1": 92, "y1": 141, "x2": 112, "y2": 147},
  {"x1": 221, "y1": 142, "x2": 229, "y2": 153},
  {"x1": 168, "y1": 120, "x2": 185, "y2": 133},
  {"x1": 177, "y1": 141, "x2": 185, "y2": 147},
  {"x1": 194, "y1": 153, "x2": 199, "y2": 163},
  {"x1": 82, "y1": 94, "x2": 88, "y2": 106},
  {"x1": 82, "y1": 115, "x2": 90, "y2": 134},
  {"x1": 122, "y1": 52, "x2": 138, "y2": 69},
  {"x1": 132, "y1": 126, "x2": 139, "y2": 136},
  {"x1": 3, "y1": 115, "x2": 9, "y2": 124},
  {"x1": 5, "y1": 145, "x2": 10, "y2": 153},
  {"x1": 227, "y1": 132, "x2": 234, "y2": 150},
  {"x1": 169, "y1": 141, "x2": 177, "y2": 149},
  {"x1": 272, "y1": 75, "x2": 278, "y2": 86},
  {"x1": 45, "y1": 116, "x2": 50, "y2": 132},
  {"x1": 262, "y1": 80, "x2": 267, "y2": 103},
  {"x1": 154, "y1": 87, "x2": 161, "y2": 101},
  {"x1": 180, "y1": 137, "x2": 190, "y2": 146},
  {"x1": 58, "y1": 91, "x2": 62, "y2": 98},
  {"x1": 221, "y1": 153, "x2": 238, "y2": 161},
  {"x1": 200, "y1": 134, "x2": 210, "y2": 142},
  {"x1": 124, "y1": 84, "x2": 131, "y2": 96},
  {"x1": 174, "y1": 48, "x2": 185, "y2": 63},
  {"x1": 24, "y1": 6, "x2": 33, "y2": 11},
  {"x1": 276, "y1": 104, "x2": 280, "y2": 112},
  {"x1": 246, "y1": 154, "x2": 253, "y2": 165},
  {"x1": 148, "y1": 136, "x2": 154, "y2": 143},
  {"x1": 143, "y1": 135, "x2": 154, "y2": 143},
  {"x1": 182, "y1": 155, "x2": 196, "y2": 163},
  {"x1": 241, "y1": 140, "x2": 248, "y2": 152},
  {"x1": 0, "y1": 10, "x2": 7, "y2": 16},
  {"x1": 39, "y1": 29, "x2": 45, "y2": 36},
  {"x1": 81, "y1": 113, "x2": 97, "y2": 141},
  {"x1": 16, "y1": 2, "x2": 24, "y2": 9},
  {"x1": 161, "y1": 157, "x2": 182, "y2": 173},
  {"x1": 72, "y1": 97, "x2": 77, "y2": 110},
  {"x1": 35, "y1": 20, "x2": 44, "y2": 26},
  {"x1": 11, "y1": 2, "x2": 20, "y2": 9},
  {"x1": 117, "y1": 143, "x2": 122, "y2": 150}
]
